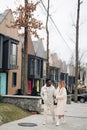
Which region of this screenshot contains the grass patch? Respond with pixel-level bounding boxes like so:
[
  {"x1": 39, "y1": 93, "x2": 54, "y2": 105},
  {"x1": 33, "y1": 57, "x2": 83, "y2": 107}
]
[{"x1": 0, "y1": 103, "x2": 32, "y2": 124}]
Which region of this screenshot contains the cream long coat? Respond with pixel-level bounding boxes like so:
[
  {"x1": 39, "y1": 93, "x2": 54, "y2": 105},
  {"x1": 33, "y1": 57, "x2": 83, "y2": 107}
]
[
  {"x1": 55, "y1": 87, "x2": 67, "y2": 115},
  {"x1": 41, "y1": 84, "x2": 55, "y2": 105}
]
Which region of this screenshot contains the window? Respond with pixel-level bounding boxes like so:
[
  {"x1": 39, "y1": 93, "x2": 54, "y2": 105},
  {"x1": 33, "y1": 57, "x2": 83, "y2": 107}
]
[
  {"x1": 0, "y1": 36, "x2": 2, "y2": 68},
  {"x1": 36, "y1": 59, "x2": 40, "y2": 75},
  {"x1": 43, "y1": 61, "x2": 46, "y2": 77},
  {"x1": 55, "y1": 69, "x2": 58, "y2": 81},
  {"x1": 0, "y1": 37, "x2": 1, "y2": 52},
  {"x1": 37, "y1": 60, "x2": 40, "y2": 75},
  {"x1": 12, "y1": 72, "x2": 17, "y2": 87},
  {"x1": 0, "y1": 75, "x2": 1, "y2": 94},
  {"x1": 10, "y1": 43, "x2": 17, "y2": 66},
  {"x1": 30, "y1": 59, "x2": 34, "y2": 75},
  {"x1": 50, "y1": 69, "x2": 54, "y2": 80}
]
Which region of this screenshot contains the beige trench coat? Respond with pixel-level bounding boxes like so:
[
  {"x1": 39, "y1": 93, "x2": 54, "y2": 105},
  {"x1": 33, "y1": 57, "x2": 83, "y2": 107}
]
[{"x1": 55, "y1": 87, "x2": 67, "y2": 115}]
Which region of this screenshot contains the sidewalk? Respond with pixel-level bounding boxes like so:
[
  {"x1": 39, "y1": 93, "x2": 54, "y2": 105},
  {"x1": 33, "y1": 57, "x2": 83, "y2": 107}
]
[{"x1": 0, "y1": 102, "x2": 87, "y2": 130}]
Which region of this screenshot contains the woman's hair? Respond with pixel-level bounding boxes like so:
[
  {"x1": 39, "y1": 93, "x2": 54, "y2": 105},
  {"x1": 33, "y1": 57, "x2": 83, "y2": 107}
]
[{"x1": 60, "y1": 81, "x2": 65, "y2": 87}]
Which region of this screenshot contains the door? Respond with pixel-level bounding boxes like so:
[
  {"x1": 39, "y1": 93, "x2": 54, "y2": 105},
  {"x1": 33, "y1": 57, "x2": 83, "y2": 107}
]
[
  {"x1": 0, "y1": 73, "x2": 7, "y2": 95},
  {"x1": 28, "y1": 80, "x2": 33, "y2": 95}
]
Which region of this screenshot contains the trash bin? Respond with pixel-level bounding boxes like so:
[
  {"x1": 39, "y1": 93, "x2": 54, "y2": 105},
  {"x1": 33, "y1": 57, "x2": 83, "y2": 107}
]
[{"x1": 67, "y1": 95, "x2": 71, "y2": 104}]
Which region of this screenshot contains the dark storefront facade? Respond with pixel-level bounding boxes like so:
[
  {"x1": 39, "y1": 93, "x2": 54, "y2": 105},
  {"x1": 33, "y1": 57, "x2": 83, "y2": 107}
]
[{"x1": 28, "y1": 55, "x2": 46, "y2": 96}]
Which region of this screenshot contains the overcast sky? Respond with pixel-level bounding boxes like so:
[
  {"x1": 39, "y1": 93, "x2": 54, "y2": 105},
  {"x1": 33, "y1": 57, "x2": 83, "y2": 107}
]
[{"x1": 0, "y1": 0, "x2": 87, "y2": 63}]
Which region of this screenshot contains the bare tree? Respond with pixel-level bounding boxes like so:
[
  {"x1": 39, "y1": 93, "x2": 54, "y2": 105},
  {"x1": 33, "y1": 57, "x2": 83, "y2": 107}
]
[
  {"x1": 69, "y1": 50, "x2": 86, "y2": 70},
  {"x1": 12, "y1": 0, "x2": 43, "y2": 94}
]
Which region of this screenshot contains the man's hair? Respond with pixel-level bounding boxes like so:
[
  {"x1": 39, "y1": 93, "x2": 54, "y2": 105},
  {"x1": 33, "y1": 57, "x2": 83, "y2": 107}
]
[{"x1": 46, "y1": 78, "x2": 51, "y2": 83}]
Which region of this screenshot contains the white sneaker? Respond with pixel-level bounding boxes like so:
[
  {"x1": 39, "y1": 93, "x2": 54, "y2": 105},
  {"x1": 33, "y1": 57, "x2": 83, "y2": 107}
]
[
  {"x1": 56, "y1": 121, "x2": 60, "y2": 126},
  {"x1": 43, "y1": 121, "x2": 47, "y2": 125}
]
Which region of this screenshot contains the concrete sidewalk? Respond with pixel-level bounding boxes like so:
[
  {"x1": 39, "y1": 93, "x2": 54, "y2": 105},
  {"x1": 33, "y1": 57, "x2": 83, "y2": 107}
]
[{"x1": 0, "y1": 102, "x2": 87, "y2": 130}]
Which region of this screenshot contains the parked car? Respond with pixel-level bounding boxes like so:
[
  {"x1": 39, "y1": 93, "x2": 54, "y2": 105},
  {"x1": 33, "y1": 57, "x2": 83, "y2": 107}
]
[
  {"x1": 78, "y1": 92, "x2": 87, "y2": 103},
  {"x1": 72, "y1": 92, "x2": 87, "y2": 103}
]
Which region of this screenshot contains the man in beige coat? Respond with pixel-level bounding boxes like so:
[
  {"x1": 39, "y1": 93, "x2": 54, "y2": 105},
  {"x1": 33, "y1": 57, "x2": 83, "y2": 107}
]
[{"x1": 41, "y1": 79, "x2": 55, "y2": 125}]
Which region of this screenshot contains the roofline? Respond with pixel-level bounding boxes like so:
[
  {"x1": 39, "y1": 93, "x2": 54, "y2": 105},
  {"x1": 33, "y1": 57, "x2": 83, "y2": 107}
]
[
  {"x1": 0, "y1": 33, "x2": 19, "y2": 43},
  {"x1": 0, "y1": 9, "x2": 11, "y2": 24}
]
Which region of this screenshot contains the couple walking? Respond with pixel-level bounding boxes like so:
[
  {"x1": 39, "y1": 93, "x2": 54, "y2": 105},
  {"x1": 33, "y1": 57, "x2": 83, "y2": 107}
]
[{"x1": 41, "y1": 79, "x2": 67, "y2": 126}]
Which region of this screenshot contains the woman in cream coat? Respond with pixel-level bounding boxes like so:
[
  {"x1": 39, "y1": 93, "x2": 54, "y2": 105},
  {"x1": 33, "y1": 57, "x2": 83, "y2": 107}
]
[{"x1": 55, "y1": 81, "x2": 67, "y2": 126}]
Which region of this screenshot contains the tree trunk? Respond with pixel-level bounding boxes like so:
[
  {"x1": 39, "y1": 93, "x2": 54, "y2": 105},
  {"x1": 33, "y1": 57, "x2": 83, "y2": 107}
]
[
  {"x1": 46, "y1": 0, "x2": 50, "y2": 79},
  {"x1": 23, "y1": 0, "x2": 28, "y2": 95},
  {"x1": 74, "y1": 0, "x2": 81, "y2": 102}
]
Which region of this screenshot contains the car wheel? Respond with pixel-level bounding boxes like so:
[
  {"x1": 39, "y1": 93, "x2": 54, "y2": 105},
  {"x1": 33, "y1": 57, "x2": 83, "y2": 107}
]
[{"x1": 80, "y1": 98, "x2": 85, "y2": 103}]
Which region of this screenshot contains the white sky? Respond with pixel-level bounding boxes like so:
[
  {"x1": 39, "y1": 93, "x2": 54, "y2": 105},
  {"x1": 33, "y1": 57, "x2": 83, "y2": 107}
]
[{"x1": 0, "y1": 0, "x2": 87, "y2": 63}]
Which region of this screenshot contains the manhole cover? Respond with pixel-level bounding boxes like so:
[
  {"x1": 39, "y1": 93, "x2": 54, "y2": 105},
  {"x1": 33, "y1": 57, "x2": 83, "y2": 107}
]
[{"x1": 18, "y1": 123, "x2": 37, "y2": 127}]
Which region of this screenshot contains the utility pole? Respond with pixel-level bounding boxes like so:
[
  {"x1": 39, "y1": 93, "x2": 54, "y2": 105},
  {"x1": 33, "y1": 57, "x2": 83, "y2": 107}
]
[
  {"x1": 46, "y1": 0, "x2": 50, "y2": 79},
  {"x1": 75, "y1": 0, "x2": 82, "y2": 102}
]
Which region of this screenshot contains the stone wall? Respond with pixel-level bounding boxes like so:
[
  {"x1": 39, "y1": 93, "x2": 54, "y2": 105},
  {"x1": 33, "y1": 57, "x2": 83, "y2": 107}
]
[{"x1": 0, "y1": 95, "x2": 42, "y2": 113}]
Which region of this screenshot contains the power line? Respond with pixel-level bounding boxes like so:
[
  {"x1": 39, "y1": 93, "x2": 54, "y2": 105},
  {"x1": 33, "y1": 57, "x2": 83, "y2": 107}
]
[{"x1": 39, "y1": 0, "x2": 73, "y2": 53}]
